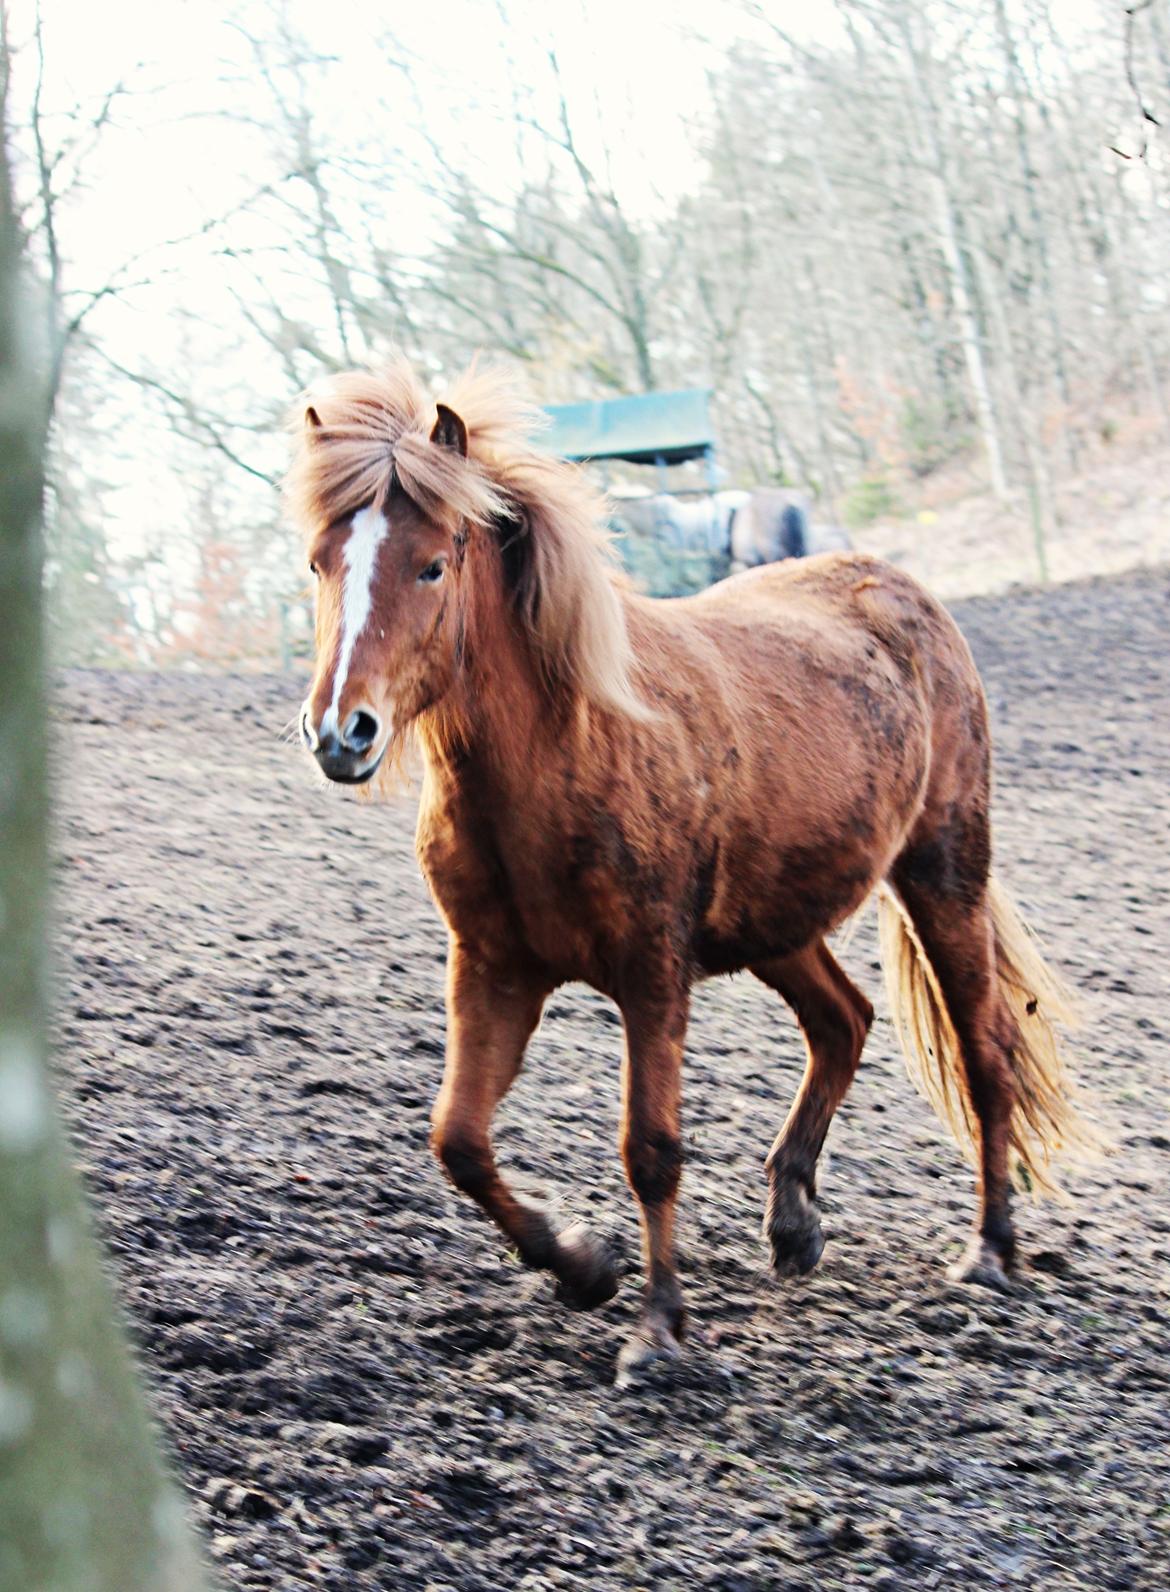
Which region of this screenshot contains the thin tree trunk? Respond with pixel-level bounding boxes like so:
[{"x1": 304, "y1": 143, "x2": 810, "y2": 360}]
[
  {"x1": 898, "y1": 13, "x2": 1009, "y2": 498},
  {"x1": 969, "y1": 230, "x2": 1057, "y2": 582},
  {"x1": 992, "y1": 0, "x2": 1078, "y2": 474},
  {"x1": 0, "y1": 40, "x2": 209, "y2": 1591}
]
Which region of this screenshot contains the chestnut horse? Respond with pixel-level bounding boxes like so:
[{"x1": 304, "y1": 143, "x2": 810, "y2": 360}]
[{"x1": 290, "y1": 361, "x2": 1094, "y2": 1382}]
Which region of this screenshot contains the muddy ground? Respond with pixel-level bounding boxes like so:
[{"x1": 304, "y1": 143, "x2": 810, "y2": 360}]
[{"x1": 52, "y1": 567, "x2": 1170, "y2": 1590}]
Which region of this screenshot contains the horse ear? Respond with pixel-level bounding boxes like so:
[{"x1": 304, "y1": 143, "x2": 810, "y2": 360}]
[
  {"x1": 305, "y1": 405, "x2": 323, "y2": 431},
  {"x1": 431, "y1": 403, "x2": 468, "y2": 458}
]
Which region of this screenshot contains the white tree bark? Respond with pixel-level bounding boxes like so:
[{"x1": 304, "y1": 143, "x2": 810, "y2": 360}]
[{"x1": 897, "y1": 7, "x2": 1009, "y2": 498}]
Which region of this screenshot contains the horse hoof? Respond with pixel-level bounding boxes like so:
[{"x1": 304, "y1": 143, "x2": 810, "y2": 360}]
[
  {"x1": 554, "y1": 1222, "x2": 619, "y2": 1311},
  {"x1": 768, "y1": 1211, "x2": 825, "y2": 1276},
  {"x1": 765, "y1": 1173, "x2": 825, "y2": 1277},
  {"x1": 947, "y1": 1237, "x2": 1013, "y2": 1293},
  {"x1": 614, "y1": 1318, "x2": 682, "y2": 1389}
]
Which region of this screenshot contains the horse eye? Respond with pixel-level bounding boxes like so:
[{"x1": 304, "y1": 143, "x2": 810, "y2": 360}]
[
  {"x1": 418, "y1": 559, "x2": 446, "y2": 584},
  {"x1": 308, "y1": 560, "x2": 319, "y2": 577}
]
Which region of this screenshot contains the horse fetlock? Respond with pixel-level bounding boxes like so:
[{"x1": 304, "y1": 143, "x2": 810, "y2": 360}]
[
  {"x1": 947, "y1": 1233, "x2": 1015, "y2": 1293},
  {"x1": 764, "y1": 1140, "x2": 817, "y2": 1194},
  {"x1": 553, "y1": 1221, "x2": 619, "y2": 1310},
  {"x1": 433, "y1": 1126, "x2": 493, "y2": 1199},
  {"x1": 981, "y1": 1208, "x2": 1016, "y2": 1269},
  {"x1": 765, "y1": 1176, "x2": 825, "y2": 1276},
  {"x1": 614, "y1": 1311, "x2": 684, "y2": 1389},
  {"x1": 649, "y1": 1285, "x2": 687, "y2": 1343}
]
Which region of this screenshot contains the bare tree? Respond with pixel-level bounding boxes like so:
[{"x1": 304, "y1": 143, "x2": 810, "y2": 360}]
[{"x1": 0, "y1": 14, "x2": 209, "y2": 1583}]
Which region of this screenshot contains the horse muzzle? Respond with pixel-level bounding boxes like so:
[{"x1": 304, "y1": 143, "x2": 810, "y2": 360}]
[{"x1": 302, "y1": 705, "x2": 387, "y2": 785}]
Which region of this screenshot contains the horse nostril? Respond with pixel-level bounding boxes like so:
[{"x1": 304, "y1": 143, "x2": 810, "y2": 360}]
[
  {"x1": 342, "y1": 708, "x2": 380, "y2": 754},
  {"x1": 300, "y1": 707, "x2": 318, "y2": 750}
]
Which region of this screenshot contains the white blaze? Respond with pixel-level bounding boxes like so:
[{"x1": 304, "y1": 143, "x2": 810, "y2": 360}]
[{"x1": 323, "y1": 505, "x2": 388, "y2": 736}]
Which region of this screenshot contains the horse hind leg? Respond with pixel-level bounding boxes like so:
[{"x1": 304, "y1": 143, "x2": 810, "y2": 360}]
[
  {"x1": 753, "y1": 941, "x2": 874, "y2": 1275},
  {"x1": 886, "y1": 828, "x2": 1018, "y2": 1288}
]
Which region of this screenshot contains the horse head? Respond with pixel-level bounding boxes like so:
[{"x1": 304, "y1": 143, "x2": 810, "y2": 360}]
[{"x1": 298, "y1": 402, "x2": 471, "y2": 784}]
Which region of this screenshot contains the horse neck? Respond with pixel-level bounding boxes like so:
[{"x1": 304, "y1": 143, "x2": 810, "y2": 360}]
[{"x1": 419, "y1": 542, "x2": 565, "y2": 797}]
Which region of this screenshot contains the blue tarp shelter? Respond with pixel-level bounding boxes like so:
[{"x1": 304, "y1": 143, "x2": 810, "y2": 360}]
[{"x1": 542, "y1": 388, "x2": 715, "y2": 468}]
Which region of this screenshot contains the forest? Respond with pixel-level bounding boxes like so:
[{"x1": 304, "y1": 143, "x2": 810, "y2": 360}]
[{"x1": 6, "y1": 0, "x2": 1170, "y2": 659}]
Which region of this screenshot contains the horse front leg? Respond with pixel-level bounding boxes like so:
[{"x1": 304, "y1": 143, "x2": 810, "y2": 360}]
[
  {"x1": 430, "y1": 941, "x2": 618, "y2": 1309},
  {"x1": 615, "y1": 969, "x2": 690, "y2": 1385}
]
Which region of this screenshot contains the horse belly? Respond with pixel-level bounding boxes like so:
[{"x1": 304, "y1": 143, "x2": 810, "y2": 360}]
[
  {"x1": 693, "y1": 833, "x2": 882, "y2": 975},
  {"x1": 693, "y1": 681, "x2": 930, "y2": 975}
]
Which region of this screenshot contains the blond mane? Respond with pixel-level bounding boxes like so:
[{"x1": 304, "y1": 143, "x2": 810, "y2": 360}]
[{"x1": 286, "y1": 357, "x2": 645, "y2": 719}]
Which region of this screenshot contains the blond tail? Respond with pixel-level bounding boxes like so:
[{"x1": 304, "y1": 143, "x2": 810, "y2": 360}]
[{"x1": 877, "y1": 877, "x2": 1102, "y2": 1197}]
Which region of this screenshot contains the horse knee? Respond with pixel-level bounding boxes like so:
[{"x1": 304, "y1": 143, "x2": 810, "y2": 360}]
[
  {"x1": 432, "y1": 1121, "x2": 493, "y2": 1199},
  {"x1": 623, "y1": 1127, "x2": 683, "y2": 1206}
]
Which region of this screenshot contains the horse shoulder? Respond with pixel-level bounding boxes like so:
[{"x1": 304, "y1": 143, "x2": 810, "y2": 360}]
[{"x1": 414, "y1": 777, "x2": 522, "y2": 956}]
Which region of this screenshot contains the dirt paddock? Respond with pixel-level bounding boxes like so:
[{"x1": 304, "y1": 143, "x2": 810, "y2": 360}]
[{"x1": 53, "y1": 566, "x2": 1170, "y2": 1590}]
